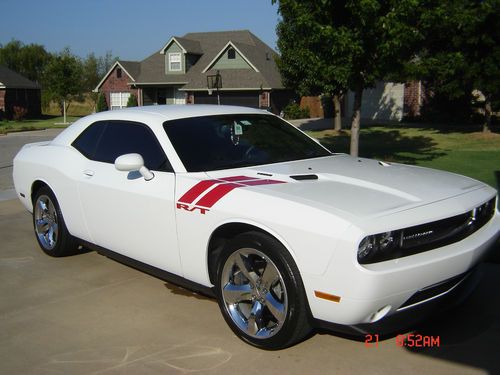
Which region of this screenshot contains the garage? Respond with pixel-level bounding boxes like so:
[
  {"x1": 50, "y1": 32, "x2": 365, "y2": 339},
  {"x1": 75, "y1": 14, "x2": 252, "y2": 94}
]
[{"x1": 194, "y1": 91, "x2": 259, "y2": 108}]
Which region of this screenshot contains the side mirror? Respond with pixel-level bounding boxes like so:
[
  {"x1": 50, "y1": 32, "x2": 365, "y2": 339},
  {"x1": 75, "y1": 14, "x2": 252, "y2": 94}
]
[{"x1": 114, "y1": 153, "x2": 154, "y2": 181}]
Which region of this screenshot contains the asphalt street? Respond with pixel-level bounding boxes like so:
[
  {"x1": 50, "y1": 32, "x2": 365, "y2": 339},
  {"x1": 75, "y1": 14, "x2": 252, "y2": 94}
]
[{"x1": 0, "y1": 129, "x2": 499, "y2": 374}]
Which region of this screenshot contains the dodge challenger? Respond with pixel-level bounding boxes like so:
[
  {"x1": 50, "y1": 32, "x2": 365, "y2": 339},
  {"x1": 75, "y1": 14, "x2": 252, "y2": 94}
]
[{"x1": 13, "y1": 105, "x2": 499, "y2": 349}]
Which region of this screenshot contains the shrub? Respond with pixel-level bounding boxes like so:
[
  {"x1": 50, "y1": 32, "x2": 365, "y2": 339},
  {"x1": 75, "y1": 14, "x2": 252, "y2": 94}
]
[
  {"x1": 13, "y1": 106, "x2": 28, "y2": 121},
  {"x1": 127, "y1": 94, "x2": 138, "y2": 107},
  {"x1": 96, "y1": 93, "x2": 108, "y2": 112},
  {"x1": 283, "y1": 103, "x2": 310, "y2": 120}
]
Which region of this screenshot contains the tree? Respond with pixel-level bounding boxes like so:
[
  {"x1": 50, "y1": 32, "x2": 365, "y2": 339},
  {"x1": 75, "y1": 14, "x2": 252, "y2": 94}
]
[
  {"x1": 0, "y1": 39, "x2": 50, "y2": 82},
  {"x1": 126, "y1": 94, "x2": 138, "y2": 107},
  {"x1": 96, "y1": 93, "x2": 108, "y2": 112},
  {"x1": 42, "y1": 48, "x2": 83, "y2": 121},
  {"x1": 274, "y1": 0, "x2": 423, "y2": 156},
  {"x1": 407, "y1": 0, "x2": 500, "y2": 132}
]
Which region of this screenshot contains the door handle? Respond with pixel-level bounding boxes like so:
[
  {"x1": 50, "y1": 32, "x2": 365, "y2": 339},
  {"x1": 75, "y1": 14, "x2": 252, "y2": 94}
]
[{"x1": 83, "y1": 170, "x2": 95, "y2": 177}]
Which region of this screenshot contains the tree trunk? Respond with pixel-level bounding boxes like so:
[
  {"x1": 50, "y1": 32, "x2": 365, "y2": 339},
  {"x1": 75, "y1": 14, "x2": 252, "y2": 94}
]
[
  {"x1": 483, "y1": 96, "x2": 491, "y2": 133},
  {"x1": 333, "y1": 94, "x2": 341, "y2": 131},
  {"x1": 350, "y1": 87, "x2": 363, "y2": 157}
]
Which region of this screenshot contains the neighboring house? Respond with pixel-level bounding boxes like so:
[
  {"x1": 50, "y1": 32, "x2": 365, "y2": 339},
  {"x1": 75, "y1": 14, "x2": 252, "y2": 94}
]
[
  {"x1": 344, "y1": 81, "x2": 424, "y2": 121},
  {"x1": 0, "y1": 65, "x2": 41, "y2": 119},
  {"x1": 95, "y1": 30, "x2": 294, "y2": 113},
  {"x1": 301, "y1": 81, "x2": 424, "y2": 122}
]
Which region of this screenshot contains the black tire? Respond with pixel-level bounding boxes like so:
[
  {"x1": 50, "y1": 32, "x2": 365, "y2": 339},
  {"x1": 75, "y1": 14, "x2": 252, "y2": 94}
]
[
  {"x1": 32, "y1": 186, "x2": 78, "y2": 257},
  {"x1": 215, "y1": 231, "x2": 311, "y2": 349}
]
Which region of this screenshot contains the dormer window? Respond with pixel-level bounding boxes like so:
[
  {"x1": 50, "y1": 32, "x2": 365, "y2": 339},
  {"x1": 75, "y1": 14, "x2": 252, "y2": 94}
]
[
  {"x1": 227, "y1": 48, "x2": 236, "y2": 60},
  {"x1": 116, "y1": 68, "x2": 122, "y2": 78},
  {"x1": 169, "y1": 53, "x2": 182, "y2": 71}
]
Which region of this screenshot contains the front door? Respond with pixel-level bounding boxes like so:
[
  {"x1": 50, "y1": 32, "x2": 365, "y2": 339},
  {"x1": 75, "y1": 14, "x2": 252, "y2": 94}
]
[{"x1": 73, "y1": 120, "x2": 181, "y2": 275}]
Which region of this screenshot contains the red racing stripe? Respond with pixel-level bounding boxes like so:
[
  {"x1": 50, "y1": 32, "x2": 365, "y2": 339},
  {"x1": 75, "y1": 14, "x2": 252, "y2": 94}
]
[
  {"x1": 178, "y1": 180, "x2": 219, "y2": 204},
  {"x1": 195, "y1": 183, "x2": 240, "y2": 208}
]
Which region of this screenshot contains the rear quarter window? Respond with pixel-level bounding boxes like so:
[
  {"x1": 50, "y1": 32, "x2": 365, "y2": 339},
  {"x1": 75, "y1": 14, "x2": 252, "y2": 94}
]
[{"x1": 72, "y1": 120, "x2": 172, "y2": 172}]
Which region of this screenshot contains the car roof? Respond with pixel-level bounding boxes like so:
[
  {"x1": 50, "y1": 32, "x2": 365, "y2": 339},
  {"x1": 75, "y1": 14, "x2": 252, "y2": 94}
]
[
  {"x1": 95, "y1": 104, "x2": 268, "y2": 122},
  {"x1": 51, "y1": 105, "x2": 272, "y2": 146}
]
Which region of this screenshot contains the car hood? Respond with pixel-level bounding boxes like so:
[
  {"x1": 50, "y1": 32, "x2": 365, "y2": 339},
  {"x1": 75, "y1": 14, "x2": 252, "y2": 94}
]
[{"x1": 206, "y1": 155, "x2": 489, "y2": 219}]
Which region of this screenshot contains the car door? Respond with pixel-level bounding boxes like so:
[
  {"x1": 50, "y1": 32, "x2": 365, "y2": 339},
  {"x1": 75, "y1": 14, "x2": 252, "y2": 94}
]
[{"x1": 72, "y1": 120, "x2": 181, "y2": 275}]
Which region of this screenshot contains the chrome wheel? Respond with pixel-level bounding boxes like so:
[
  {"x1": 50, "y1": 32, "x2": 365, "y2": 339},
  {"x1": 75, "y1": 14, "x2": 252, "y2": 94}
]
[
  {"x1": 34, "y1": 194, "x2": 59, "y2": 250},
  {"x1": 220, "y1": 247, "x2": 288, "y2": 339}
]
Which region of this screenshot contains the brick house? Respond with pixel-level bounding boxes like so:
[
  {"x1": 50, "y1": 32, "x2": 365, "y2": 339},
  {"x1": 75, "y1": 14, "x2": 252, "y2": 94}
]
[
  {"x1": 0, "y1": 65, "x2": 41, "y2": 119},
  {"x1": 95, "y1": 30, "x2": 294, "y2": 114}
]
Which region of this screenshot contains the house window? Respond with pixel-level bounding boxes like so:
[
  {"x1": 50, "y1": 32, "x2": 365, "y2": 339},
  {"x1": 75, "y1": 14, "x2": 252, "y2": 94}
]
[
  {"x1": 169, "y1": 53, "x2": 182, "y2": 71},
  {"x1": 116, "y1": 68, "x2": 122, "y2": 78},
  {"x1": 110, "y1": 92, "x2": 130, "y2": 110},
  {"x1": 227, "y1": 48, "x2": 236, "y2": 59}
]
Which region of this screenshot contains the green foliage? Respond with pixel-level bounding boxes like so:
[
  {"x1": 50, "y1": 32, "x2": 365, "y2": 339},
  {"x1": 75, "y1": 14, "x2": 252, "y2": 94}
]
[
  {"x1": 96, "y1": 93, "x2": 108, "y2": 112},
  {"x1": 274, "y1": 0, "x2": 421, "y2": 96},
  {"x1": 283, "y1": 103, "x2": 310, "y2": 119},
  {"x1": 42, "y1": 47, "x2": 83, "y2": 116},
  {"x1": 126, "y1": 94, "x2": 138, "y2": 107},
  {"x1": 0, "y1": 39, "x2": 50, "y2": 82},
  {"x1": 405, "y1": 0, "x2": 500, "y2": 129}
]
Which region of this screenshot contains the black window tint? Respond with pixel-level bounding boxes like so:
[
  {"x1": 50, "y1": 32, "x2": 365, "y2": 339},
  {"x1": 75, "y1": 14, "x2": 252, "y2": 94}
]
[
  {"x1": 72, "y1": 122, "x2": 106, "y2": 159},
  {"x1": 94, "y1": 121, "x2": 170, "y2": 171},
  {"x1": 164, "y1": 114, "x2": 331, "y2": 172},
  {"x1": 227, "y1": 48, "x2": 236, "y2": 59}
]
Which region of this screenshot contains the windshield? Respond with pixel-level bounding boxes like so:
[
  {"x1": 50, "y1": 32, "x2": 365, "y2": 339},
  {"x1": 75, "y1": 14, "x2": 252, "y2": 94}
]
[{"x1": 163, "y1": 114, "x2": 331, "y2": 172}]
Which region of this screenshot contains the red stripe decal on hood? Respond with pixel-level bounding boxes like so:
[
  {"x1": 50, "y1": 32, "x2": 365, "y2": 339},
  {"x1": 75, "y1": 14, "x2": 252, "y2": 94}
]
[
  {"x1": 196, "y1": 183, "x2": 240, "y2": 208},
  {"x1": 178, "y1": 176, "x2": 286, "y2": 210},
  {"x1": 178, "y1": 179, "x2": 218, "y2": 204}
]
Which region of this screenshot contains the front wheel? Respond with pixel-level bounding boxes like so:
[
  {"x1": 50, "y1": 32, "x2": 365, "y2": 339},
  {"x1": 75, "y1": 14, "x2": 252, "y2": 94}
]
[
  {"x1": 33, "y1": 186, "x2": 78, "y2": 257},
  {"x1": 215, "y1": 231, "x2": 311, "y2": 349}
]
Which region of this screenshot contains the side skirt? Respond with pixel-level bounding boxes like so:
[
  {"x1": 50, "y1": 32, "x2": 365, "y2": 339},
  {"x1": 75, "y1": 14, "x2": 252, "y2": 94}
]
[{"x1": 80, "y1": 240, "x2": 216, "y2": 298}]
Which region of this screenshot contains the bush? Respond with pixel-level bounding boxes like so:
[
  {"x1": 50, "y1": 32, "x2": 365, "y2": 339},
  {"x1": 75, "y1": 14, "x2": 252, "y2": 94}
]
[
  {"x1": 12, "y1": 106, "x2": 28, "y2": 121},
  {"x1": 283, "y1": 103, "x2": 310, "y2": 120},
  {"x1": 96, "y1": 93, "x2": 108, "y2": 112},
  {"x1": 127, "y1": 94, "x2": 138, "y2": 107}
]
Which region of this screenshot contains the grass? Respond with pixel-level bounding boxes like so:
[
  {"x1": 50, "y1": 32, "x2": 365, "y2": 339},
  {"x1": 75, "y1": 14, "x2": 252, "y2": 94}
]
[
  {"x1": 0, "y1": 115, "x2": 81, "y2": 134},
  {"x1": 307, "y1": 124, "x2": 500, "y2": 188}
]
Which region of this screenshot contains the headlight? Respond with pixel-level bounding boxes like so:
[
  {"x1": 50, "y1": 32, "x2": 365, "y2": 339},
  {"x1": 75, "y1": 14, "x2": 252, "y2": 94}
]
[{"x1": 357, "y1": 231, "x2": 400, "y2": 263}]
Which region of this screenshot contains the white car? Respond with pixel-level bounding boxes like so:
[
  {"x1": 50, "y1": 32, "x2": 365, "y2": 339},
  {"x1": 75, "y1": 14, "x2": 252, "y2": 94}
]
[{"x1": 13, "y1": 105, "x2": 499, "y2": 349}]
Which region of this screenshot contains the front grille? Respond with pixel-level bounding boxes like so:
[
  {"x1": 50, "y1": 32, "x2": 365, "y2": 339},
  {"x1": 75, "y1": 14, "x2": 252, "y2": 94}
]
[
  {"x1": 360, "y1": 197, "x2": 496, "y2": 264},
  {"x1": 398, "y1": 197, "x2": 496, "y2": 256}
]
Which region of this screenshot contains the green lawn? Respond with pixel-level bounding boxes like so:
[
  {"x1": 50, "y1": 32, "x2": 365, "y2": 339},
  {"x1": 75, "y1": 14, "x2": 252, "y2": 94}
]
[
  {"x1": 307, "y1": 125, "x2": 500, "y2": 188},
  {"x1": 0, "y1": 116, "x2": 80, "y2": 135}
]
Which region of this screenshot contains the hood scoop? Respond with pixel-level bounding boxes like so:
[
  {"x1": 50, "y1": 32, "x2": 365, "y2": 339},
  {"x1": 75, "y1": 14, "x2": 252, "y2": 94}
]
[{"x1": 290, "y1": 174, "x2": 319, "y2": 181}]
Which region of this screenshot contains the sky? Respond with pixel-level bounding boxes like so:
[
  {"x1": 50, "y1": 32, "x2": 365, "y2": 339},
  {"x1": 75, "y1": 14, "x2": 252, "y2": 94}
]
[{"x1": 0, "y1": 0, "x2": 281, "y2": 60}]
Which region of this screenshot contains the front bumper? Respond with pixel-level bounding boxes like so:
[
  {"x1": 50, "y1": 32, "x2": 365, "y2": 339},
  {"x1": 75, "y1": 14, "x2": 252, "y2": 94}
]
[{"x1": 303, "y1": 211, "x2": 499, "y2": 325}]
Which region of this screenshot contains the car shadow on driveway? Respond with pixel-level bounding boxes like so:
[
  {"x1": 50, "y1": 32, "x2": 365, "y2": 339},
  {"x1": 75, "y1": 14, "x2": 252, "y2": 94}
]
[{"x1": 406, "y1": 262, "x2": 500, "y2": 374}]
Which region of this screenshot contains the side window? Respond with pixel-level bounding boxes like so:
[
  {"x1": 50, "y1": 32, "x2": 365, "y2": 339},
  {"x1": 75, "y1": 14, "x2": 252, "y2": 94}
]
[
  {"x1": 72, "y1": 122, "x2": 106, "y2": 159},
  {"x1": 73, "y1": 121, "x2": 172, "y2": 172}
]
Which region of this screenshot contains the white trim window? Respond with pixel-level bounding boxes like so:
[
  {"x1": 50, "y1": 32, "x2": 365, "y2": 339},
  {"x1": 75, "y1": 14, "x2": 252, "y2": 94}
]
[
  {"x1": 169, "y1": 53, "x2": 182, "y2": 72},
  {"x1": 110, "y1": 92, "x2": 130, "y2": 110}
]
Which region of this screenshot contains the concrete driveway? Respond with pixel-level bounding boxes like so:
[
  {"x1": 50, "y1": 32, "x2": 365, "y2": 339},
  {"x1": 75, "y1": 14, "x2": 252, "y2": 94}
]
[{"x1": 1, "y1": 130, "x2": 499, "y2": 374}]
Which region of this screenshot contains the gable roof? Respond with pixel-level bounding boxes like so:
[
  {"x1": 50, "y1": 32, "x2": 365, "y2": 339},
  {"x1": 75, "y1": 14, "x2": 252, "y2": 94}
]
[
  {"x1": 160, "y1": 37, "x2": 203, "y2": 55},
  {"x1": 201, "y1": 41, "x2": 259, "y2": 73},
  {"x1": 93, "y1": 60, "x2": 140, "y2": 92},
  {"x1": 0, "y1": 65, "x2": 41, "y2": 89},
  {"x1": 95, "y1": 30, "x2": 284, "y2": 91}
]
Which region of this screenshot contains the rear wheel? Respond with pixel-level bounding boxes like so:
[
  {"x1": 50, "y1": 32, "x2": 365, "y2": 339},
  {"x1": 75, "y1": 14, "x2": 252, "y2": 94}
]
[
  {"x1": 215, "y1": 231, "x2": 311, "y2": 349},
  {"x1": 33, "y1": 186, "x2": 78, "y2": 257}
]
